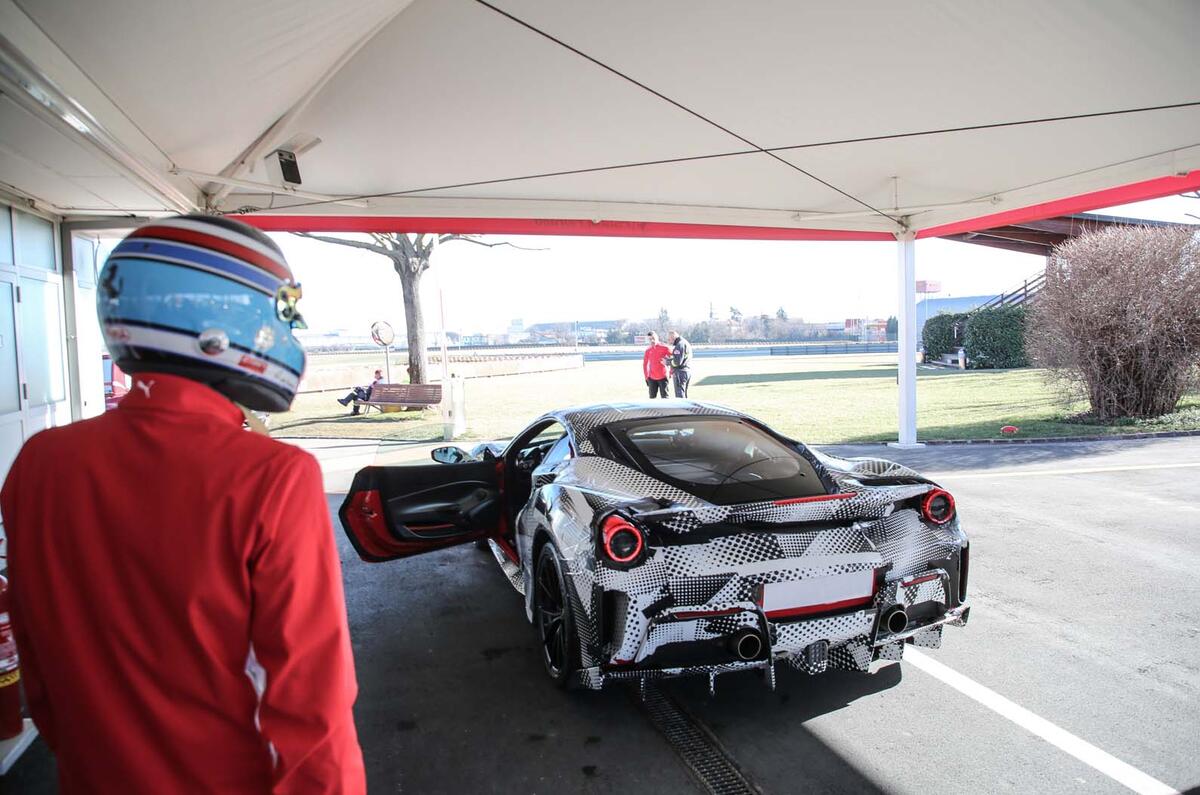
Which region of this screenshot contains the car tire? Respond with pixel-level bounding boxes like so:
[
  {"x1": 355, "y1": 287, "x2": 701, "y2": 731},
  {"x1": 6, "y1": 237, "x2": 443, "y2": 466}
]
[{"x1": 533, "y1": 542, "x2": 580, "y2": 687}]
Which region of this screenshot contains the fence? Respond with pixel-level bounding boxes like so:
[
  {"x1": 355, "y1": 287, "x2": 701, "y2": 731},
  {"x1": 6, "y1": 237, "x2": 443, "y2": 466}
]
[{"x1": 583, "y1": 341, "x2": 896, "y2": 362}]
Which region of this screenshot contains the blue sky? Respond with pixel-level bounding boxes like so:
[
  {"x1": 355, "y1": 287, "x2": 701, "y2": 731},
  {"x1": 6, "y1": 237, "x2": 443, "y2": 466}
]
[{"x1": 274, "y1": 194, "x2": 1197, "y2": 337}]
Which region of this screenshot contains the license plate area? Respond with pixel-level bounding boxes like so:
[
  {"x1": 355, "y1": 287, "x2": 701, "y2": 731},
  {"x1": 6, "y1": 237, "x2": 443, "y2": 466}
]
[{"x1": 759, "y1": 569, "x2": 876, "y2": 620}]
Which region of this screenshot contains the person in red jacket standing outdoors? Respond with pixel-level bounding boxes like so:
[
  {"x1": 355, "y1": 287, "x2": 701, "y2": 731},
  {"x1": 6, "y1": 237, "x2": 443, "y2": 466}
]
[
  {"x1": 642, "y1": 331, "x2": 672, "y2": 398},
  {"x1": 0, "y1": 216, "x2": 365, "y2": 793}
]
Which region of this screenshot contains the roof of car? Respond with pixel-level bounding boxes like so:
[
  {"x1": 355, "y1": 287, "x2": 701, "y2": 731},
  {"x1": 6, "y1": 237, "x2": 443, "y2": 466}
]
[{"x1": 549, "y1": 401, "x2": 744, "y2": 454}]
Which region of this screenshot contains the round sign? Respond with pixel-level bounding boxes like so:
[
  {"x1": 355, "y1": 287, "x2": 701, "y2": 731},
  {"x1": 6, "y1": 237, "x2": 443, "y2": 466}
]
[{"x1": 370, "y1": 321, "x2": 395, "y2": 347}]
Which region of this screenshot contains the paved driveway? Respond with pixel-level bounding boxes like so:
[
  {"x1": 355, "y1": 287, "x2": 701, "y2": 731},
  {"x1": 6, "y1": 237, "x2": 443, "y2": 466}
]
[{"x1": 11, "y1": 437, "x2": 1199, "y2": 793}]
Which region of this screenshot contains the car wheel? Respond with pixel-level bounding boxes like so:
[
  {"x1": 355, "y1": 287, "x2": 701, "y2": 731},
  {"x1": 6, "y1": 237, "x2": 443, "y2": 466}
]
[{"x1": 533, "y1": 542, "x2": 579, "y2": 687}]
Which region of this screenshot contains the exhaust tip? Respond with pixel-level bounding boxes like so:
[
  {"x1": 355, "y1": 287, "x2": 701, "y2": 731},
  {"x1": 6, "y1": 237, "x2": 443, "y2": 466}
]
[
  {"x1": 733, "y1": 630, "x2": 763, "y2": 661},
  {"x1": 883, "y1": 606, "x2": 909, "y2": 635}
]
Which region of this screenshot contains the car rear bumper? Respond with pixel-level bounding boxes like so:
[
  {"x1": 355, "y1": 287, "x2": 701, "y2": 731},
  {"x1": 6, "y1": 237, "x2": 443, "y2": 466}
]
[{"x1": 578, "y1": 578, "x2": 969, "y2": 691}]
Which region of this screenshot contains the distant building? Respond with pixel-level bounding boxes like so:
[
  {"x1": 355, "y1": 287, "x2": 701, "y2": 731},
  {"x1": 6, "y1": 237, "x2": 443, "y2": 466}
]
[
  {"x1": 844, "y1": 318, "x2": 889, "y2": 342},
  {"x1": 916, "y1": 295, "x2": 999, "y2": 336},
  {"x1": 525, "y1": 319, "x2": 625, "y2": 345}
]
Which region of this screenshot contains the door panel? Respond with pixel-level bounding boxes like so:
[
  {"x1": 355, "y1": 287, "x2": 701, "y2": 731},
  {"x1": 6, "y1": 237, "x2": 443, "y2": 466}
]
[
  {"x1": 339, "y1": 461, "x2": 502, "y2": 562},
  {"x1": 0, "y1": 283, "x2": 19, "y2": 414}
]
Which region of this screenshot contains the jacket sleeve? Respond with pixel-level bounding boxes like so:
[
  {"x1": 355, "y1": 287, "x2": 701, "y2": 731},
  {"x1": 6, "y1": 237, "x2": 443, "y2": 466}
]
[
  {"x1": 642, "y1": 349, "x2": 651, "y2": 379},
  {"x1": 0, "y1": 459, "x2": 57, "y2": 749},
  {"x1": 249, "y1": 453, "x2": 365, "y2": 794}
]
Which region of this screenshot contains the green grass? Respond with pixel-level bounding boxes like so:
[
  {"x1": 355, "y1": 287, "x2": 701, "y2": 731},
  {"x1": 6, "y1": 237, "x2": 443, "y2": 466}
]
[{"x1": 269, "y1": 353, "x2": 1200, "y2": 444}]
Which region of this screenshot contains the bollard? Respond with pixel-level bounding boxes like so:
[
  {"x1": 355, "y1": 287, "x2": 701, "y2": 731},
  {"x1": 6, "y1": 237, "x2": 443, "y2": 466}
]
[{"x1": 442, "y1": 375, "x2": 467, "y2": 440}]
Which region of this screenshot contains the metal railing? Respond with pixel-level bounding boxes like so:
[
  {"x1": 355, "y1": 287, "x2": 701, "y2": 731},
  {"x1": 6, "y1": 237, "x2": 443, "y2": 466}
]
[{"x1": 974, "y1": 271, "x2": 1046, "y2": 312}]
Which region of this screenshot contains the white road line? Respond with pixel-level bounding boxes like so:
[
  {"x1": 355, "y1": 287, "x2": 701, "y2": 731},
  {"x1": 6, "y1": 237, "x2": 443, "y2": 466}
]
[
  {"x1": 927, "y1": 461, "x2": 1200, "y2": 480},
  {"x1": 905, "y1": 649, "x2": 1179, "y2": 795}
]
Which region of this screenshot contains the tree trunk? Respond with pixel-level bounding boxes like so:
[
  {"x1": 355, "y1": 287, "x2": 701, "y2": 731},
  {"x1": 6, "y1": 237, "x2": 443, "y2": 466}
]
[{"x1": 398, "y1": 266, "x2": 427, "y2": 384}]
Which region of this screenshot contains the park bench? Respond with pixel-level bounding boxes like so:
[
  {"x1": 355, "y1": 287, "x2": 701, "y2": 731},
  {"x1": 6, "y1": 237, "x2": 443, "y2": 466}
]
[{"x1": 355, "y1": 383, "x2": 443, "y2": 414}]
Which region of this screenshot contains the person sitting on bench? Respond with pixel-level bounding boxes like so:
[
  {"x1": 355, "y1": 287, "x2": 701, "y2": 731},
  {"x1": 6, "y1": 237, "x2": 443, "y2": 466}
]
[{"x1": 338, "y1": 369, "x2": 383, "y2": 415}]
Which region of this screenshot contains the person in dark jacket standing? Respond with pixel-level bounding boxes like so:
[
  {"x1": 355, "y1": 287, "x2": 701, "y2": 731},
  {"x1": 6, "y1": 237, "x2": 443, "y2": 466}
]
[
  {"x1": 667, "y1": 330, "x2": 693, "y2": 398},
  {"x1": 642, "y1": 331, "x2": 672, "y2": 398},
  {"x1": 1, "y1": 216, "x2": 365, "y2": 794}
]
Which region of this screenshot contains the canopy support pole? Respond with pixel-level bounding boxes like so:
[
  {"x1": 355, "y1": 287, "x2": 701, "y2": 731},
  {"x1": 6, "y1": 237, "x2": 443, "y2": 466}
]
[{"x1": 890, "y1": 232, "x2": 923, "y2": 449}]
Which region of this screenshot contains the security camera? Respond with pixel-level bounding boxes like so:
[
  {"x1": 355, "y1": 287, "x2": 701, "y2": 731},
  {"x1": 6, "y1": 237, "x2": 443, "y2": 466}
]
[{"x1": 265, "y1": 149, "x2": 302, "y2": 186}]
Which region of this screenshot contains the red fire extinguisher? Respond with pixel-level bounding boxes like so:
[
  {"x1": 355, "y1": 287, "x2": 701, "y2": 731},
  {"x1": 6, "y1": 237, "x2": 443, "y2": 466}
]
[{"x1": 0, "y1": 574, "x2": 24, "y2": 739}]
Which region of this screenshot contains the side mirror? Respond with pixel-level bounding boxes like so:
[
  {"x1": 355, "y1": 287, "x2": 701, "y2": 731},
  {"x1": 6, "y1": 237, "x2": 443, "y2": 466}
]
[{"x1": 431, "y1": 446, "x2": 468, "y2": 464}]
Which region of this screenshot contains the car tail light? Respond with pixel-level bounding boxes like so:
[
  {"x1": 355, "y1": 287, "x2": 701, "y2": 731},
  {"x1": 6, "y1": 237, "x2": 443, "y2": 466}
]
[
  {"x1": 601, "y1": 516, "x2": 645, "y2": 564},
  {"x1": 920, "y1": 488, "x2": 956, "y2": 525},
  {"x1": 959, "y1": 544, "x2": 970, "y2": 602}
]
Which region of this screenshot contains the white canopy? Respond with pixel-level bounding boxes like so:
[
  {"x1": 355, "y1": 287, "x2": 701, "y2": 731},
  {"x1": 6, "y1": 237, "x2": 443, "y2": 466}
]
[{"x1": 2, "y1": 0, "x2": 1198, "y2": 238}]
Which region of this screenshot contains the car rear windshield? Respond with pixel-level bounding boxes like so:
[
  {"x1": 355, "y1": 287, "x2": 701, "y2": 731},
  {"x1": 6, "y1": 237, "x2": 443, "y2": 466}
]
[{"x1": 608, "y1": 416, "x2": 830, "y2": 505}]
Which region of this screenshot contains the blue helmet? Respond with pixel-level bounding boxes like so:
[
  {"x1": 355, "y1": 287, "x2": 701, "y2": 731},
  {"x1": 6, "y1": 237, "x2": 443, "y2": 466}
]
[{"x1": 98, "y1": 215, "x2": 307, "y2": 412}]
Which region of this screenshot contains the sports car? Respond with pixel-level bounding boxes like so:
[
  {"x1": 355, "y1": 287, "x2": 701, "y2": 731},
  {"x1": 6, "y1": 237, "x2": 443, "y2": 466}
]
[{"x1": 340, "y1": 401, "x2": 970, "y2": 692}]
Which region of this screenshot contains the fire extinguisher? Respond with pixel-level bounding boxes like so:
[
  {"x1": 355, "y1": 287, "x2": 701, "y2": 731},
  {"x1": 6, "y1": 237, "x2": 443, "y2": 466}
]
[{"x1": 0, "y1": 574, "x2": 24, "y2": 739}]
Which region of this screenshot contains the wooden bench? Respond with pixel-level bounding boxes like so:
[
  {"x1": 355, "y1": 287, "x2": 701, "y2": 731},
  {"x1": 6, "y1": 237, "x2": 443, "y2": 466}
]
[{"x1": 354, "y1": 383, "x2": 443, "y2": 414}]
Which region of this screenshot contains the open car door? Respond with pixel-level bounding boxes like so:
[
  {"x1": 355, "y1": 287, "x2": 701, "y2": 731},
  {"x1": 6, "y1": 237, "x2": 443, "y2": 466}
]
[{"x1": 339, "y1": 461, "x2": 502, "y2": 562}]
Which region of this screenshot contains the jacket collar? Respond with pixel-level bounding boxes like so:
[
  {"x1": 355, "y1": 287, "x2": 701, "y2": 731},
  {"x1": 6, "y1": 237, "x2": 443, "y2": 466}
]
[{"x1": 117, "y1": 372, "x2": 245, "y2": 426}]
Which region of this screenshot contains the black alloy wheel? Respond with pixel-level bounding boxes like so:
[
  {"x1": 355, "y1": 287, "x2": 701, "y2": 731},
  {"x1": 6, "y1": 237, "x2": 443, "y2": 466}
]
[{"x1": 534, "y1": 543, "x2": 578, "y2": 687}]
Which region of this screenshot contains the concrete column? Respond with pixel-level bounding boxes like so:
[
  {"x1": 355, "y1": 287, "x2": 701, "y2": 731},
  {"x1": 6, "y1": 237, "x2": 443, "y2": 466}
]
[{"x1": 890, "y1": 232, "x2": 923, "y2": 448}]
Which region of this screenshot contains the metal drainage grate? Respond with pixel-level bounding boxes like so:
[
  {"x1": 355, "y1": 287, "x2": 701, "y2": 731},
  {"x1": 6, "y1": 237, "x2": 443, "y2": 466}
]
[{"x1": 634, "y1": 683, "x2": 762, "y2": 795}]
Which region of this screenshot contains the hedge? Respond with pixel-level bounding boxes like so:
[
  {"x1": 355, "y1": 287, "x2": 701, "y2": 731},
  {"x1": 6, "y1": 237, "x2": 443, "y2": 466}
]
[
  {"x1": 964, "y1": 305, "x2": 1029, "y2": 369},
  {"x1": 921, "y1": 313, "x2": 966, "y2": 360}
]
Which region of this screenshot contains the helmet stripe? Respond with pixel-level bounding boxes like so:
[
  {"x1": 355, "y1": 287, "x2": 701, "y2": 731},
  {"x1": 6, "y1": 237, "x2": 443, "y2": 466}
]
[
  {"x1": 128, "y1": 224, "x2": 291, "y2": 283},
  {"x1": 146, "y1": 217, "x2": 291, "y2": 273},
  {"x1": 109, "y1": 240, "x2": 278, "y2": 294},
  {"x1": 106, "y1": 322, "x2": 300, "y2": 390},
  {"x1": 105, "y1": 316, "x2": 303, "y2": 377}
]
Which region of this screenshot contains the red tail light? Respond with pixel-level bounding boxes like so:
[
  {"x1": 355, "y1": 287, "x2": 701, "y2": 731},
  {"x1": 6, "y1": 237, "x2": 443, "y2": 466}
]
[
  {"x1": 601, "y1": 516, "x2": 645, "y2": 564},
  {"x1": 921, "y1": 488, "x2": 956, "y2": 525}
]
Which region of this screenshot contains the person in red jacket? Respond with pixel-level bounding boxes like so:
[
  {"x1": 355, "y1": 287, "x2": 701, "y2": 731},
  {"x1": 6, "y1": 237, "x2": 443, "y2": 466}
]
[
  {"x1": 642, "y1": 331, "x2": 673, "y2": 398},
  {"x1": 0, "y1": 216, "x2": 365, "y2": 793}
]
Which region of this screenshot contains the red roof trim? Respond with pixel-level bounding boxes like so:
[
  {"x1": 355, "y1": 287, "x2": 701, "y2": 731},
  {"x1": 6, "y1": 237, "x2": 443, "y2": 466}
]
[
  {"x1": 233, "y1": 214, "x2": 893, "y2": 241},
  {"x1": 917, "y1": 169, "x2": 1200, "y2": 239}
]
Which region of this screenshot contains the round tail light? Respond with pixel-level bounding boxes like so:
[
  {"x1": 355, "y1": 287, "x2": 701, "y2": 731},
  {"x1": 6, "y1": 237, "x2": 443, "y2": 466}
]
[
  {"x1": 601, "y1": 516, "x2": 644, "y2": 564},
  {"x1": 921, "y1": 488, "x2": 956, "y2": 525}
]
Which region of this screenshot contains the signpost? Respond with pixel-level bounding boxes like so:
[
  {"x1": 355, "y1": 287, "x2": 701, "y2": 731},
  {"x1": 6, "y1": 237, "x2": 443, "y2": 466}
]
[
  {"x1": 914, "y1": 280, "x2": 942, "y2": 341},
  {"x1": 370, "y1": 321, "x2": 395, "y2": 382}
]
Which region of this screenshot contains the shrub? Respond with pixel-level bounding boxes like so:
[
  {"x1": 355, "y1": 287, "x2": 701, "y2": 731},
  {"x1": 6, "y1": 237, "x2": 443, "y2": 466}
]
[
  {"x1": 964, "y1": 305, "x2": 1029, "y2": 369},
  {"x1": 1026, "y1": 225, "x2": 1200, "y2": 419},
  {"x1": 921, "y1": 312, "x2": 966, "y2": 359}
]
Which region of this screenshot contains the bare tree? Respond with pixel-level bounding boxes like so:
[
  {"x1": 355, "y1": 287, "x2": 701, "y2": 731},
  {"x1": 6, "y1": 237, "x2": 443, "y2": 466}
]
[
  {"x1": 293, "y1": 232, "x2": 531, "y2": 384},
  {"x1": 1026, "y1": 225, "x2": 1200, "y2": 419},
  {"x1": 1184, "y1": 191, "x2": 1200, "y2": 223}
]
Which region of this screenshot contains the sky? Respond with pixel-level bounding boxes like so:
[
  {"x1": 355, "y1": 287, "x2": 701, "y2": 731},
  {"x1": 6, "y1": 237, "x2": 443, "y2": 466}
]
[{"x1": 271, "y1": 195, "x2": 1198, "y2": 337}]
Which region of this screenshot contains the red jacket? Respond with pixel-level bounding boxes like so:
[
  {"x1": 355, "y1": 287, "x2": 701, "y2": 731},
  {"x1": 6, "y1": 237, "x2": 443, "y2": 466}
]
[
  {"x1": 0, "y1": 374, "x2": 364, "y2": 794},
  {"x1": 643, "y1": 343, "x2": 672, "y2": 380}
]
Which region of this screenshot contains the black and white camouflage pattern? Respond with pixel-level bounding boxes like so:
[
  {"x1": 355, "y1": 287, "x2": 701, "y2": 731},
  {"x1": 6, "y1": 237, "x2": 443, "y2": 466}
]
[{"x1": 505, "y1": 401, "x2": 970, "y2": 689}]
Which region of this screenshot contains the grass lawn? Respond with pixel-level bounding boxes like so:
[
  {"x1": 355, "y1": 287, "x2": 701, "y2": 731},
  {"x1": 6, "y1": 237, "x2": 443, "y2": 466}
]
[{"x1": 270, "y1": 353, "x2": 1200, "y2": 444}]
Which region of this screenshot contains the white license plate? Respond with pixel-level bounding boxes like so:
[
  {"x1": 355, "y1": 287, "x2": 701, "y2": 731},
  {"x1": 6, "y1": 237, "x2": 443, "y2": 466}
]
[{"x1": 761, "y1": 569, "x2": 875, "y2": 618}]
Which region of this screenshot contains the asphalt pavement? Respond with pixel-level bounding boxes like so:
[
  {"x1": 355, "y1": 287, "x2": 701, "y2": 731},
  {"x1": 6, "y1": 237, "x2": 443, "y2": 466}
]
[{"x1": 8, "y1": 437, "x2": 1200, "y2": 793}]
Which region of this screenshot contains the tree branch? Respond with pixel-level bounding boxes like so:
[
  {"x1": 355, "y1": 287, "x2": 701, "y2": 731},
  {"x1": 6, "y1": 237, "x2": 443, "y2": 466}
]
[
  {"x1": 370, "y1": 232, "x2": 398, "y2": 251},
  {"x1": 292, "y1": 232, "x2": 393, "y2": 257},
  {"x1": 440, "y1": 234, "x2": 547, "y2": 251}
]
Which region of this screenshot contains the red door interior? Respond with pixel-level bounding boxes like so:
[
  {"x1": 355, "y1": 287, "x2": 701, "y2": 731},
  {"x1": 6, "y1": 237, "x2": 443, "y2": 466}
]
[{"x1": 339, "y1": 461, "x2": 502, "y2": 562}]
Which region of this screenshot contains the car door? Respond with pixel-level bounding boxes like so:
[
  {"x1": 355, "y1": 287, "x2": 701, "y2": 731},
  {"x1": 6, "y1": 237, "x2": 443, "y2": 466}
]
[{"x1": 339, "y1": 460, "x2": 502, "y2": 562}]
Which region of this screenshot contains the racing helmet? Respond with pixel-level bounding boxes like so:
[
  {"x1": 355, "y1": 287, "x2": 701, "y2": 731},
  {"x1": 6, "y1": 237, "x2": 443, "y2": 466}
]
[{"x1": 98, "y1": 215, "x2": 306, "y2": 412}]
